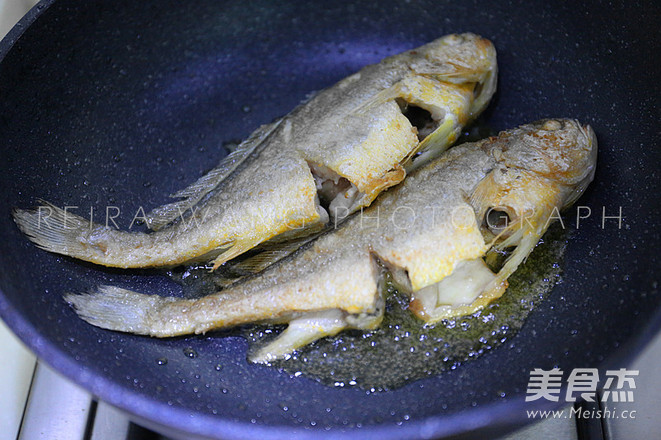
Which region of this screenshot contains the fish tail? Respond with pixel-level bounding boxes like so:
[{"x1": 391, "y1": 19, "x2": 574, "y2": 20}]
[
  {"x1": 13, "y1": 200, "x2": 157, "y2": 268},
  {"x1": 65, "y1": 286, "x2": 181, "y2": 336},
  {"x1": 67, "y1": 285, "x2": 357, "y2": 362},
  {"x1": 66, "y1": 254, "x2": 385, "y2": 359},
  {"x1": 13, "y1": 200, "x2": 96, "y2": 259}
]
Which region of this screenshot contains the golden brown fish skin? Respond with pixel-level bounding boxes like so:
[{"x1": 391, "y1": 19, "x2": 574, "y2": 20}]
[
  {"x1": 13, "y1": 33, "x2": 497, "y2": 269},
  {"x1": 410, "y1": 119, "x2": 597, "y2": 321},
  {"x1": 65, "y1": 119, "x2": 596, "y2": 361}
]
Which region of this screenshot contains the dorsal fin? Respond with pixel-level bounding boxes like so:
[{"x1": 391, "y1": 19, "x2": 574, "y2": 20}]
[{"x1": 145, "y1": 119, "x2": 282, "y2": 230}]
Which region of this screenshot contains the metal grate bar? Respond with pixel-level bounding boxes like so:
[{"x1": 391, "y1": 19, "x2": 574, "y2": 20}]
[
  {"x1": 89, "y1": 401, "x2": 132, "y2": 440},
  {"x1": 0, "y1": 320, "x2": 37, "y2": 440},
  {"x1": 18, "y1": 362, "x2": 94, "y2": 440}
]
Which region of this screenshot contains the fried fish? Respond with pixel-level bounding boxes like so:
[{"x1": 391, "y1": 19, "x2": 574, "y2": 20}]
[
  {"x1": 13, "y1": 33, "x2": 497, "y2": 270},
  {"x1": 64, "y1": 119, "x2": 597, "y2": 362}
]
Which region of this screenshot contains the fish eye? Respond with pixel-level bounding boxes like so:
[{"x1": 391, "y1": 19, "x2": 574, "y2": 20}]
[
  {"x1": 472, "y1": 81, "x2": 483, "y2": 99},
  {"x1": 484, "y1": 207, "x2": 511, "y2": 234}
]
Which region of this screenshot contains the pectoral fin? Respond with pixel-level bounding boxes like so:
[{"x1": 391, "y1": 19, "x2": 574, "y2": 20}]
[
  {"x1": 249, "y1": 310, "x2": 348, "y2": 363},
  {"x1": 210, "y1": 238, "x2": 263, "y2": 270}
]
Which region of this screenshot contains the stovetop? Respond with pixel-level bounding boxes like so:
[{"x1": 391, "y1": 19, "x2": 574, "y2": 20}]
[{"x1": 2, "y1": 318, "x2": 660, "y2": 440}]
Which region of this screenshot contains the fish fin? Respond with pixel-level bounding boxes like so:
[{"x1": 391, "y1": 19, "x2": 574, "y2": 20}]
[
  {"x1": 209, "y1": 235, "x2": 321, "y2": 288},
  {"x1": 248, "y1": 310, "x2": 348, "y2": 363},
  {"x1": 413, "y1": 59, "x2": 490, "y2": 84},
  {"x1": 210, "y1": 238, "x2": 265, "y2": 270},
  {"x1": 13, "y1": 200, "x2": 91, "y2": 257},
  {"x1": 468, "y1": 62, "x2": 498, "y2": 118},
  {"x1": 402, "y1": 116, "x2": 456, "y2": 172},
  {"x1": 249, "y1": 256, "x2": 387, "y2": 363},
  {"x1": 64, "y1": 286, "x2": 177, "y2": 335},
  {"x1": 146, "y1": 119, "x2": 282, "y2": 230},
  {"x1": 493, "y1": 232, "x2": 539, "y2": 282},
  {"x1": 352, "y1": 83, "x2": 404, "y2": 115},
  {"x1": 229, "y1": 234, "x2": 320, "y2": 275}
]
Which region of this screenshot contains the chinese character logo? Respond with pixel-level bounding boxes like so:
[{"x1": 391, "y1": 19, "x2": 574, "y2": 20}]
[
  {"x1": 601, "y1": 368, "x2": 638, "y2": 402},
  {"x1": 525, "y1": 368, "x2": 564, "y2": 402},
  {"x1": 565, "y1": 368, "x2": 599, "y2": 402},
  {"x1": 525, "y1": 368, "x2": 638, "y2": 403}
]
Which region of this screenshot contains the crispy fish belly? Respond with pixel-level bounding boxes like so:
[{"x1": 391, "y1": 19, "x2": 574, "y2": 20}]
[
  {"x1": 65, "y1": 119, "x2": 597, "y2": 362},
  {"x1": 13, "y1": 33, "x2": 497, "y2": 269}
]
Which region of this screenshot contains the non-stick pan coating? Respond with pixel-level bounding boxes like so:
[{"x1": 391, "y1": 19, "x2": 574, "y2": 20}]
[{"x1": 0, "y1": 1, "x2": 659, "y2": 438}]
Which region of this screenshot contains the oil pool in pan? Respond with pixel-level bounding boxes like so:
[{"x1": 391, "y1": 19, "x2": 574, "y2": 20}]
[{"x1": 171, "y1": 221, "x2": 568, "y2": 391}]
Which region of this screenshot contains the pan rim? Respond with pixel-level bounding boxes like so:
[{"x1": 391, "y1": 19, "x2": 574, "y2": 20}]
[{"x1": 2, "y1": 288, "x2": 660, "y2": 439}]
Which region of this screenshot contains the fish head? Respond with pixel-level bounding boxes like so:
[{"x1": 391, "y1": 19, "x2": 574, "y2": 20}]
[
  {"x1": 410, "y1": 33, "x2": 498, "y2": 118},
  {"x1": 470, "y1": 118, "x2": 597, "y2": 279},
  {"x1": 472, "y1": 118, "x2": 597, "y2": 232},
  {"x1": 410, "y1": 119, "x2": 597, "y2": 323}
]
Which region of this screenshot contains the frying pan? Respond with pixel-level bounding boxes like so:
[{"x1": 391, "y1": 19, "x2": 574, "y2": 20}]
[{"x1": 1, "y1": 0, "x2": 659, "y2": 438}]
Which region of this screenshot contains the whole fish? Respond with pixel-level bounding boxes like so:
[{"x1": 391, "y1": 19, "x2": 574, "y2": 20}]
[
  {"x1": 13, "y1": 33, "x2": 497, "y2": 270},
  {"x1": 65, "y1": 119, "x2": 597, "y2": 362}
]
